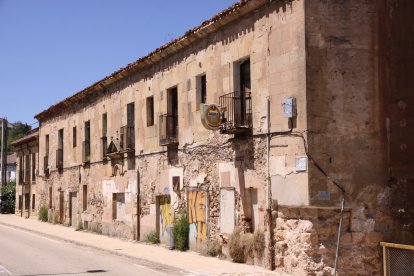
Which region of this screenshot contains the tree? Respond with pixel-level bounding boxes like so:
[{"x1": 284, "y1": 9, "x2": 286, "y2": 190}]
[
  {"x1": 7, "y1": 122, "x2": 31, "y2": 152},
  {"x1": 1, "y1": 181, "x2": 16, "y2": 213}
]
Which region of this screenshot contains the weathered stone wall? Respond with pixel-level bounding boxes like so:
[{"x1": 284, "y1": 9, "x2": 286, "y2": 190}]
[
  {"x1": 274, "y1": 206, "x2": 386, "y2": 275},
  {"x1": 36, "y1": 0, "x2": 308, "y2": 246}
]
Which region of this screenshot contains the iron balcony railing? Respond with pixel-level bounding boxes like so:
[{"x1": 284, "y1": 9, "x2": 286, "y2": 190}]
[
  {"x1": 120, "y1": 126, "x2": 135, "y2": 150},
  {"x1": 43, "y1": 155, "x2": 49, "y2": 174},
  {"x1": 219, "y1": 91, "x2": 252, "y2": 134},
  {"x1": 101, "y1": 136, "x2": 108, "y2": 160},
  {"x1": 56, "y1": 149, "x2": 63, "y2": 169},
  {"x1": 159, "y1": 114, "x2": 178, "y2": 146},
  {"x1": 82, "y1": 140, "x2": 91, "y2": 163}
]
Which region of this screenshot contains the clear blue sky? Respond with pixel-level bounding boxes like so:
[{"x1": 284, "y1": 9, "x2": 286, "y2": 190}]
[{"x1": 0, "y1": 0, "x2": 237, "y2": 126}]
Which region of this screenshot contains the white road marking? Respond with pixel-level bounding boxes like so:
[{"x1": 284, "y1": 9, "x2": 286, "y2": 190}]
[{"x1": 0, "y1": 265, "x2": 12, "y2": 275}]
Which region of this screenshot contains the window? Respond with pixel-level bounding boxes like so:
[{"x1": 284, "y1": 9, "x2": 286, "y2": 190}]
[
  {"x1": 24, "y1": 154, "x2": 30, "y2": 182},
  {"x1": 146, "y1": 96, "x2": 154, "y2": 127},
  {"x1": 58, "y1": 129, "x2": 64, "y2": 150},
  {"x1": 32, "y1": 194, "x2": 35, "y2": 210},
  {"x1": 31, "y1": 153, "x2": 36, "y2": 182},
  {"x1": 49, "y1": 187, "x2": 52, "y2": 209},
  {"x1": 57, "y1": 129, "x2": 64, "y2": 168},
  {"x1": 196, "y1": 74, "x2": 207, "y2": 110},
  {"x1": 83, "y1": 121, "x2": 91, "y2": 163},
  {"x1": 18, "y1": 195, "x2": 22, "y2": 210},
  {"x1": 73, "y1": 127, "x2": 77, "y2": 147},
  {"x1": 45, "y1": 135, "x2": 49, "y2": 156},
  {"x1": 24, "y1": 193, "x2": 30, "y2": 210},
  {"x1": 127, "y1": 102, "x2": 135, "y2": 127},
  {"x1": 84, "y1": 121, "x2": 90, "y2": 142},
  {"x1": 102, "y1": 113, "x2": 107, "y2": 137},
  {"x1": 83, "y1": 185, "x2": 87, "y2": 211},
  {"x1": 112, "y1": 193, "x2": 125, "y2": 221}
]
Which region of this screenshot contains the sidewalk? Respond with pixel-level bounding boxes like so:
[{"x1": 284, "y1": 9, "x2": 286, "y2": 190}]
[{"x1": 0, "y1": 214, "x2": 284, "y2": 276}]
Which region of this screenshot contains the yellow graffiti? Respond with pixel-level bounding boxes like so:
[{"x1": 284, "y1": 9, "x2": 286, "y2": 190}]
[
  {"x1": 188, "y1": 191, "x2": 207, "y2": 243},
  {"x1": 160, "y1": 196, "x2": 173, "y2": 232}
]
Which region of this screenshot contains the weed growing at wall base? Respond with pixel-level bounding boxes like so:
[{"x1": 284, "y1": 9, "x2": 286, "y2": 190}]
[
  {"x1": 173, "y1": 212, "x2": 189, "y2": 251},
  {"x1": 146, "y1": 231, "x2": 160, "y2": 244},
  {"x1": 38, "y1": 206, "x2": 48, "y2": 222}
]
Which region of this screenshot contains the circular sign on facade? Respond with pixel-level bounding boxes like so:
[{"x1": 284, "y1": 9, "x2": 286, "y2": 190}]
[{"x1": 200, "y1": 103, "x2": 221, "y2": 130}]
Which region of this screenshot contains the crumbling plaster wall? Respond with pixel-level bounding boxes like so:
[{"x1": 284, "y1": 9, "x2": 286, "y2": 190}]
[{"x1": 36, "y1": 0, "x2": 308, "y2": 245}]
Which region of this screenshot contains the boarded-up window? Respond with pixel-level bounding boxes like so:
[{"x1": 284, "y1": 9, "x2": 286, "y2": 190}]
[
  {"x1": 112, "y1": 193, "x2": 125, "y2": 221},
  {"x1": 220, "y1": 188, "x2": 235, "y2": 235},
  {"x1": 146, "y1": 96, "x2": 154, "y2": 127}
]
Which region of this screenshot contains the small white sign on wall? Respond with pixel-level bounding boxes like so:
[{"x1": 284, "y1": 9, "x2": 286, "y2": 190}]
[{"x1": 295, "y1": 156, "x2": 308, "y2": 172}]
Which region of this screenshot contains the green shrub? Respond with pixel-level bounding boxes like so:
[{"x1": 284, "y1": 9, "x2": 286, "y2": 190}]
[
  {"x1": 201, "y1": 240, "x2": 222, "y2": 257},
  {"x1": 146, "y1": 230, "x2": 160, "y2": 244},
  {"x1": 0, "y1": 181, "x2": 15, "y2": 214},
  {"x1": 38, "y1": 206, "x2": 48, "y2": 222},
  {"x1": 173, "y1": 213, "x2": 189, "y2": 251}
]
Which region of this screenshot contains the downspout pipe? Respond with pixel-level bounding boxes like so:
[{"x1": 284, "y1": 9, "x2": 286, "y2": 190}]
[
  {"x1": 266, "y1": 96, "x2": 275, "y2": 270},
  {"x1": 137, "y1": 169, "x2": 141, "y2": 241}
]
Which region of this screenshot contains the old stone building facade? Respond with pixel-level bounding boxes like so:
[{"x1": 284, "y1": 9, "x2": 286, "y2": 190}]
[
  {"x1": 30, "y1": 0, "x2": 413, "y2": 275},
  {"x1": 12, "y1": 129, "x2": 39, "y2": 218}
]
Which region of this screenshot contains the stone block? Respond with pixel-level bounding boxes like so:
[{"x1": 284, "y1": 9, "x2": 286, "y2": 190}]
[
  {"x1": 351, "y1": 219, "x2": 364, "y2": 232},
  {"x1": 298, "y1": 220, "x2": 314, "y2": 233},
  {"x1": 366, "y1": 231, "x2": 384, "y2": 244},
  {"x1": 352, "y1": 232, "x2": 365, "y2": 244},
  {"x1": 286, "y1": 219, "x2": 299, "y2": 229},
  {"x1": 299, "y1": 207, "x2": 319, "y2": 219}
]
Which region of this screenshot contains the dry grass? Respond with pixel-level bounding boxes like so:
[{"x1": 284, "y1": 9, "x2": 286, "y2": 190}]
[{"x1": 200, "y1": 240, "x2": 222, "y2": 257}]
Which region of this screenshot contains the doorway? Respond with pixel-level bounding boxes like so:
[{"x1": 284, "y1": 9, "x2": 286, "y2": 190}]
[{"x1": 69, "y1": 192, "x2": 78, "y2": 227}]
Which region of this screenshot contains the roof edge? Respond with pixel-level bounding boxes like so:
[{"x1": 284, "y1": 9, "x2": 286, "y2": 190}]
[{"x1": 35, "y1": 0, "x2": 269, "y2": 121}]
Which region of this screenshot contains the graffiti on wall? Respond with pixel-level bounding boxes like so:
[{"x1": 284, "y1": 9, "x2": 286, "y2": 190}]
[
  {"x1": 159, "y1": 196, "x2": 173, "y2": 234},
  {"x1": 188, "y1": 190, "x2": 208, "y2": 243}
]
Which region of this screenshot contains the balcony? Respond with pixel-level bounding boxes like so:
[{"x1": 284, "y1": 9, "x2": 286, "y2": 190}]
[
  {"x1": 56, "y1": 149, "x2": 63, "y2": 169},
  {"x1": 219, "y1": 91, "x2": 252, "y2": 135},
  {"x1": 82, "y1": 141, "x2": 91, "y2": 163},
  {"x1": 120, "y1": 126, "x2": 135, "y2": 151},
  {"x1": 159, "y1": 114, "x2": 178, "y2": 146},
  {"x1": 101, "y1": 136, "x2": 108, "y2": 160},
  {"x1": 43, "y1": 156, "x2": 49, "y2": 174}
]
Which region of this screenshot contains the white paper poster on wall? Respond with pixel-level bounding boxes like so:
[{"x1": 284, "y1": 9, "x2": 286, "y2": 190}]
[{"x1": 220, "y1": 188, "x2": 235, "y2": 235}]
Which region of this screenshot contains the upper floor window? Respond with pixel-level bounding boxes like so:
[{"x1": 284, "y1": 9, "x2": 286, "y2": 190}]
[
  {"x1": 196, "y1": 74, "x2": 207, "y2": 110},
  {"x1": 73, "y1": 126, "x2": 77, "y2": 148},
  {"x1": 102, "y1": 113, "x2": 107, "y2": 137},
  {"x1": 45, "y1": 135, "x2": 49, "y2": 156},
  {"x1": 127, "y1": 102, "x2": 135, "y2": 127},
  {"x1": 146, "y1": 96, "x2": 154, "y2": 127}
]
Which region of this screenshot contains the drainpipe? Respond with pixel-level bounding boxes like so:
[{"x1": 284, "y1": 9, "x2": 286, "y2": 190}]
[
  {"x1": 136, "y1": 170, "x2": 141, "y2": 241},
  {"x1": 334, "y1": 195, "x2": 345, "y2": 276},
  {"x1": 266, "y1": 96, "x2": 274, "y2": 270}
]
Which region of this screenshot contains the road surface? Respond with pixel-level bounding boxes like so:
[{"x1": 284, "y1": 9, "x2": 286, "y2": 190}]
[{"x1": 0, "y1": 224, "x2": 175, "y2": 276}]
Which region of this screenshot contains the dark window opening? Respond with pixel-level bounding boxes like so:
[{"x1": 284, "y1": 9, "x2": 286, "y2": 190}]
[
  {"x1": 102, "y1": 113, "x2": 107, "y2": 137},
  {"x1": 31, "y1": 153, "x2": 36, "y2": 182},
  {"x1": 146, "y1": 97, "x2": 154, "y2": 127},
  {"x1": 160, "y1": 87, "x2": 178, "y2": 145},
  {"x1": 73, "y1": 127, "x2": 77, "y2": 147},
  {"x1": 49, "y1": 187, "x2": 52, "y2": 209},
  {"x1": 83, "y1": 121, "x2": 91, "y2": 163},
  {"x1": 83, "y1": 185, "x2": 87, "y2": 211},
  {"x1": 32, "y1": 194, "x2": 35, "y2": 210},
  {"x1": 196, "y1": 74, "x2": 207, "y2": 110}
]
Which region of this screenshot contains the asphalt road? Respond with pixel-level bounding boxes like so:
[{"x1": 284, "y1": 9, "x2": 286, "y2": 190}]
[{"x1": 0, "y1": 224, "x2": 170, "y2": 276}]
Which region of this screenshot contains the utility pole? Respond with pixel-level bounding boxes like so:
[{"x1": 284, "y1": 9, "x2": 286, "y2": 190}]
[{"x1": 0, "y1": 118, "x2": 7, "y2": 189}]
